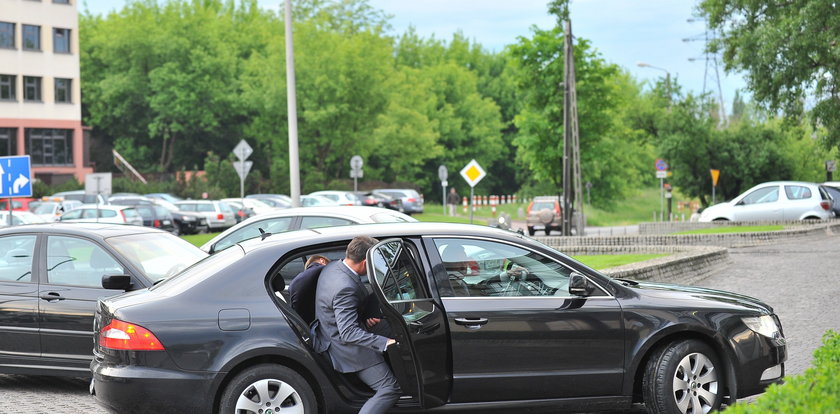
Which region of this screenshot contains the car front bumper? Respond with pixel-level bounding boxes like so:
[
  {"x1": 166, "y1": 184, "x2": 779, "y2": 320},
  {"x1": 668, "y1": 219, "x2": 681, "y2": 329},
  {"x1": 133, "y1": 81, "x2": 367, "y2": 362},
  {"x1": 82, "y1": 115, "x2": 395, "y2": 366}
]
[{"x1": 732, "y1": 331, "x2": 787, "y2": 398}]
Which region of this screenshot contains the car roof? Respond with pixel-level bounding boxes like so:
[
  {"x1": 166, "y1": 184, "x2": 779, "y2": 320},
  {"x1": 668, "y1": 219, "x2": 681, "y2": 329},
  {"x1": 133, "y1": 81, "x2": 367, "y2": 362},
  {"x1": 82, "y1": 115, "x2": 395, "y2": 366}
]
[
  {"x1": 240, "y1": 221, "x2": 524, "y2": 254},
  {"x1": 239, "y1": 206, "x2": 413, "y2": 221},
  {"x1": 0, "y1": 222, "x2": 168, "y2": 238},
  {"x1": 77, "y1": 203, "x2": 133, "y2": 210}
]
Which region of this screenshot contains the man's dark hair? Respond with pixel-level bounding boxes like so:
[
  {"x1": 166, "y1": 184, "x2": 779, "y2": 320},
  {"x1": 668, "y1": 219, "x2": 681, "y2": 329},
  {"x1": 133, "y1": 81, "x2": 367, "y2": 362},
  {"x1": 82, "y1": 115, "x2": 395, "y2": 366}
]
[{"x1": 346, "y1": 235, "x2": 378, "y2": 262}]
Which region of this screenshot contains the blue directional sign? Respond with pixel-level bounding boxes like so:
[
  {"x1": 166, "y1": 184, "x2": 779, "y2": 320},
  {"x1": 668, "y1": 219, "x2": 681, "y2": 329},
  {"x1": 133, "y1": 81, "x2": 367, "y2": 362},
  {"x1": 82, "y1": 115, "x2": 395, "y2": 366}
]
[{"x1": 0, "y1": 156, "x2": 33, "y2": 198}]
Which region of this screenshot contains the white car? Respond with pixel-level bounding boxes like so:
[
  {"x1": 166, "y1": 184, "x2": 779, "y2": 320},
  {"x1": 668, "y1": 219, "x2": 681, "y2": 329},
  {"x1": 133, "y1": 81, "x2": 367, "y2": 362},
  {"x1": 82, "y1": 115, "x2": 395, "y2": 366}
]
[
  {"x1": 699, "y1": 181, "x2": 833, "y2": 222},
  {"x1": 174, "y1": 200, "x2": 237, "y2": 231},
  {"x1": 0, "y1": 211, "x2": 47, "y2": 227},
  {"x1": 301, "y1": 195, "x2": 340, "y2": 207},
  {"x1": 200, "y1": 206, "x2": 416, "y2": 253},
  {"x1": 58, "y1": 204, "x2": 144, "y2": 226},
  {"x1": 308, "y1": 191, "x2": 361, "y2": 206},
  {"x1": 221, "y1": 197, "x2": 278, "y2": 216},
  {"x1": 31, "y1": 200, "x2": 83, "y2": 222}
]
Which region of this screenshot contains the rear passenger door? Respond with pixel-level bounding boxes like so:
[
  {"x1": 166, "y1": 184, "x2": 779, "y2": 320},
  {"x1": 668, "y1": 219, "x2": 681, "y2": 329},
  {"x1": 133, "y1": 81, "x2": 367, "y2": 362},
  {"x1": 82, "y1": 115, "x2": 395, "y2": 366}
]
[
  {"x1": 38, "y1": 235, "x2": 130, "y2": 373},
  {"x1": 0, "y1": 234, "x2": 40, "y2": 364}
]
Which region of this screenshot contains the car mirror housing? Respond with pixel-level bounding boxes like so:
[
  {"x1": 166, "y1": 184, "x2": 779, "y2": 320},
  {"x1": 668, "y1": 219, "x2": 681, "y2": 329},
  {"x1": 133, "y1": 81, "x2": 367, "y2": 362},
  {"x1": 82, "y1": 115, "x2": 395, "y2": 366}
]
[
  {"x1": 102, "y1": 274, "x2": 133, "y2": 291},
  {"x1": 568, "y1": 272, "x2": 593, "y2": 296}
]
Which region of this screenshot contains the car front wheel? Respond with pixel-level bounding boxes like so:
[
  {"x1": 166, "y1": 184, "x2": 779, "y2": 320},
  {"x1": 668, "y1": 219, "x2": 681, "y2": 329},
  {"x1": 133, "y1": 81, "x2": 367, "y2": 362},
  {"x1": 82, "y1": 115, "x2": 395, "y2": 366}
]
[
  {"x1": 220, "y1": 364, "x2": 317, "y2": 414},
  {"x1": 643, "y1": 339, "x2": 723, "y2": 414}
]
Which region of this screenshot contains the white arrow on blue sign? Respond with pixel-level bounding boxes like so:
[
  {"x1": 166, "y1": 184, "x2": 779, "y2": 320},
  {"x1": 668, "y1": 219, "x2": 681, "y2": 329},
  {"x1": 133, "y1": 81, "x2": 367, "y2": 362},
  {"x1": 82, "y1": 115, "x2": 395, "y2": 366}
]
[{"x1": 0, "y1": 155, "x2": 32, "y2": 198}]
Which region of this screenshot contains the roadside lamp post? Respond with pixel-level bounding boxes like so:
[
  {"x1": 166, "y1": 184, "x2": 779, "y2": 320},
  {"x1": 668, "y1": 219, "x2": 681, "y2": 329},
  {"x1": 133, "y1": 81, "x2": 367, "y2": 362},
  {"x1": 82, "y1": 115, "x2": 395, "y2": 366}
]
[{"x1": 637, "y1": 62, "x2": 672, "y2": 104}]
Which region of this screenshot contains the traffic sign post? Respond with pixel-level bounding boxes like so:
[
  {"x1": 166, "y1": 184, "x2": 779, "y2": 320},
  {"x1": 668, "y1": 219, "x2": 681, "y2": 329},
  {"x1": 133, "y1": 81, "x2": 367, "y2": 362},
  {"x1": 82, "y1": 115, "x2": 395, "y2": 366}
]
[
  {"x1": 85, "y1": 173, "x2": 112, "y2": 222},
  {"x1": 655, "y1": 159, "x2": 668, "y2": 222},
  {"x1": 1, "y1": 156, "x2": 32, "y2": 227},
  {"x1": 826, "y1": 160, "x2": 836, "y2": 182},
  {"x1": 232, "y1": 140, "x2": 253, "y2": 203},
  {"x1": 438, "y1": 165, "x2": 448, "y2": 215},
  {"x1": 710, "y1": 169, "x2": 720, "y2": 205},
  {"x1": 460, "y1": 159, "x2": 486, "y2": 224},
  {"x1": 350, "y1": 155, "x2": 363, "y2": 192}
]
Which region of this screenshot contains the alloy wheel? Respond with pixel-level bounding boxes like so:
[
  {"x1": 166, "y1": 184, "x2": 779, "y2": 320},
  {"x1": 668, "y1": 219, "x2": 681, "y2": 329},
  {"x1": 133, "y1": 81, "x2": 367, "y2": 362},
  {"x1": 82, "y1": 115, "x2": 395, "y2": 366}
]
[
  {"x1": 235, "y1": 378, "x2": 305, "y2": 414},
  {"x1": 671, "y1": 352, "x2": 719, "y2": 414}
]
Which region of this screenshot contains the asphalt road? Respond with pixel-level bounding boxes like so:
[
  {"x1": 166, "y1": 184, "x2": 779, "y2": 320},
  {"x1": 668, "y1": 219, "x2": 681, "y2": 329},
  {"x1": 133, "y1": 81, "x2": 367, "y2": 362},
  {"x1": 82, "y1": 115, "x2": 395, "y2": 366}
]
[{"x1": 1, "y1": 231, "x2": 836, "y2": 413}]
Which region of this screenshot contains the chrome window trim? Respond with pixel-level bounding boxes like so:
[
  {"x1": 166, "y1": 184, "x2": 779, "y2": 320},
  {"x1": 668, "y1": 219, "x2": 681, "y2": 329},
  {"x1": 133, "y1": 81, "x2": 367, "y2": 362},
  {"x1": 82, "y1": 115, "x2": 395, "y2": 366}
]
[{"x1": 422, "y1": 234, "x2": 614, "y2": 299}]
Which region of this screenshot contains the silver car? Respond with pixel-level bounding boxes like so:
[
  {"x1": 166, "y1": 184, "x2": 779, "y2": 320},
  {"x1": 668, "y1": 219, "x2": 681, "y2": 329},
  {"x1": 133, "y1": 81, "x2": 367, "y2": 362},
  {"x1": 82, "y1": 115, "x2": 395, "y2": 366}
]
[
  {"x1": 174, "y1": 200, "x2": 237, "y2": 231},
  {"x1": 373, "y1": 188, "x2": 424, "y2": 214},
  {"x1": 200, "y1": 206, "x2": 416, "y2": 253},
  {"x1": 699, "y1": 181, "x2": 833, "y2": 222}
]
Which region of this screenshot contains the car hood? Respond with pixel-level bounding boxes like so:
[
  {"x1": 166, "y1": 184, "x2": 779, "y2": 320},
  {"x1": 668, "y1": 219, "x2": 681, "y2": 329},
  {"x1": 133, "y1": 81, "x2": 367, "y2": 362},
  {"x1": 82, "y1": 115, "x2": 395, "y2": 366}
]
[
  {"x1": 625, "y1": 280, "x2": 773, "y2": 314},
  {"x1": 699, "y1": 202, "x2": 732, "y2": 219}
]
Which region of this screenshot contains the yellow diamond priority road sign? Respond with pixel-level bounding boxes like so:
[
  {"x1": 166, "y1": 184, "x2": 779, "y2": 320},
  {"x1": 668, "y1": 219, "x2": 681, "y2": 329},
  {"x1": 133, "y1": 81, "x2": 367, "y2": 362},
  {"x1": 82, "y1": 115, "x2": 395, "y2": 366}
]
[{"x1": 459, "y1": 159, "x2": 486, "y2": 187}]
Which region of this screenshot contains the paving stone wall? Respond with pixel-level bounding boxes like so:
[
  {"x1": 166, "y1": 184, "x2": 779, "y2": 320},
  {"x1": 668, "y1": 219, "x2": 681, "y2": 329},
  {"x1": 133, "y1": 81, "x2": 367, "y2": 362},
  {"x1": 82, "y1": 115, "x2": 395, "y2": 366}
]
[{"x1": 638, "y1": 219, "x2": 834, "y2": 235}]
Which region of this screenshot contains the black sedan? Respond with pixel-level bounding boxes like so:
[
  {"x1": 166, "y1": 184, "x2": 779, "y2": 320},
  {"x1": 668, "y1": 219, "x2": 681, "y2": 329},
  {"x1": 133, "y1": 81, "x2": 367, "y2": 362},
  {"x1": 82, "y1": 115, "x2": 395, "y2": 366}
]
[
  {"x1": 0, "y1": 223, "x2": 207, "y2": 377},
  {"x1": 91, "y1": 223, "x2": 786, "y2": 414}
]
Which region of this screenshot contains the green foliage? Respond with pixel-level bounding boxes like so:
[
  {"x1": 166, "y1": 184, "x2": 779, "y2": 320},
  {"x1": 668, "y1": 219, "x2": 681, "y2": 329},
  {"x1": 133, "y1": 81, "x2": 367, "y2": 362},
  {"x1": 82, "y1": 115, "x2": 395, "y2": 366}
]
[
  {"x1": 723, "y1": 330, "x2": 839, "y2": 414},
  {"x1": 700, "y1": 0, "x2": 840, "y2": 150}
]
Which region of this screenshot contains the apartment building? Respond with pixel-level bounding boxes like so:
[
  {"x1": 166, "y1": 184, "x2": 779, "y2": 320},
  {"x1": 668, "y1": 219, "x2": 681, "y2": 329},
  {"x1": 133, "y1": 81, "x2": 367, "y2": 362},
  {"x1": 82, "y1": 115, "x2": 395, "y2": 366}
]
[{"x1": 0, "y1": 0, "x2": 92, "y2": 185}]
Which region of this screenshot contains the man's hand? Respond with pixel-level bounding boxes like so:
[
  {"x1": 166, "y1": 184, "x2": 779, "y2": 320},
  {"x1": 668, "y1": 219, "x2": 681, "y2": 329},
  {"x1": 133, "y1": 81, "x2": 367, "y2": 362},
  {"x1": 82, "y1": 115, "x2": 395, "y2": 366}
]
[
  {"x1": 385, "y1": 338, "x2": 397, "y2": 351},
  {"x1": 366, "y1": 318, "x2": 381, "y2": 328}
]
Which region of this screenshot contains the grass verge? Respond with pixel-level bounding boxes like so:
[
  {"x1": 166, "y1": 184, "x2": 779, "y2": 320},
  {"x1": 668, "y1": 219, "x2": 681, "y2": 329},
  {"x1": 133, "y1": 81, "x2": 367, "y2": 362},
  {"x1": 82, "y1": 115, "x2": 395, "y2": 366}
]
[
  {"x1": 571, "y1": 253, "x2": 669, "y2": 270},
  {"x1": 181, "y1": 232, "x2": 219, "y2": 247},
  {"x1": 673, "y1": 225, "x2": 784, "y2": 235}
]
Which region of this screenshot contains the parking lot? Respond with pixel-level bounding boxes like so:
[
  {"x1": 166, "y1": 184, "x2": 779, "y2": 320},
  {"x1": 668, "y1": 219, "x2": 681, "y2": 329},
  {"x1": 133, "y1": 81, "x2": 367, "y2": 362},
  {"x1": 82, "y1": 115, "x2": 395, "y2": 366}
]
[{"x1": 1, "y1": 231, "x2": 837, "y2": 414}]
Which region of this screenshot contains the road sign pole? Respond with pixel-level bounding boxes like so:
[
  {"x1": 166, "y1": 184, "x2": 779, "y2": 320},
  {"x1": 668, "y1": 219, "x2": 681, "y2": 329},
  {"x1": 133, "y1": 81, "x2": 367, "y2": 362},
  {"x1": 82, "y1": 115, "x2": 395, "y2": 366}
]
[
  {"x1": 442, "y1": 184, "x2": 446, "y2": 216},
  {"x1": 659, "y1": 178, "x2": 664, "y2": 222},
  {"x1": 6, "y1": 197, "x2": 11, "y2": 226},
  {"x1": 469, "y1": 187, "x2": 474, "y2": 224}
]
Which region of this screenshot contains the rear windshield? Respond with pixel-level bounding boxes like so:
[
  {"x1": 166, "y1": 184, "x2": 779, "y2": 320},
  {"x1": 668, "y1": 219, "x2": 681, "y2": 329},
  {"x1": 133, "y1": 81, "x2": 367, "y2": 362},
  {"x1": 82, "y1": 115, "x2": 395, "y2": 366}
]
[
  {"x1": 197, "y1": 204, "x2": 215, "y2": 212},
  {"x1": 532, "y1": 202, "x2": 555, "y2": 211},
  {"x1": 149, "y1": 247, "x2": 240, "y2": 293},
  {"x1": 107, "y1": 233, "x2": 208, "y2": 283},
  {"x1": 122, "y1": 209, "x2": 139, "y2": 218},
  {"x1": 371, "y1": 212, "x2": 416, "y2": 223}
]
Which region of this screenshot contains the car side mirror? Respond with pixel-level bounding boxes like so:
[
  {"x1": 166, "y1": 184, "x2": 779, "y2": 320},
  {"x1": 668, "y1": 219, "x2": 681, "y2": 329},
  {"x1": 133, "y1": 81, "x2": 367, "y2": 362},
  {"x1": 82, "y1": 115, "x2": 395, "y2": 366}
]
[
  {"x1": 102, "y1": 274, "x2": 133, "y2": 291},
  {"x1": 568, "y1": 272, "x2": 593, "y2": 297}
]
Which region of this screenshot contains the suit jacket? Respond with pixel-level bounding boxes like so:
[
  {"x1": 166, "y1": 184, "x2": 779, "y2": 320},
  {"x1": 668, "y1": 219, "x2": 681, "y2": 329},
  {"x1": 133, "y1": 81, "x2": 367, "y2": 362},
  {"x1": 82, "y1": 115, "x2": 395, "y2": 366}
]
[
  {"x1": 313, "y1": 260, "x2": 389, "y2": 373},
  {"x1": 288, "y1": 263, "x2": 324, "y2": 326}
]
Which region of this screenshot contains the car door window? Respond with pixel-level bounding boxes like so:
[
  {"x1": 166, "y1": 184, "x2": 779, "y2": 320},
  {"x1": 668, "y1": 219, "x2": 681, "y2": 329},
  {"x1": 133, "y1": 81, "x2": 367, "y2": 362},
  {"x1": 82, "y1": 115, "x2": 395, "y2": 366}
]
[
  {"x1": 178, "y1": 203, "x2": 196, "y2": 212},
  {"x1": 741, "y1": 187, "x2": 779, "y2": 205},
  {"x1": 99, "y1": 209, "x2": 117, "y2": 218},
  {"x1": 784, "y1": 186, "x2": 811, "y2": 200},
  {"x1": 369, "y1": 239, "x2": 431, "y2": 322},
  {"x1": 300, "y1": 216, "x2": 354, "y2": 229},
  {"x1": 197, "y1": 204, "x2": 215, "y2": 212},
  {"x1": 0, "y1": 235, "x2": 36, "y2": 282},
  {"x1": 47, "y1": 236, "x2": 125, "y2": 288},
  {"x1": 433, "y1": 238, "x2": 574, "y2": 297},
  {"x1": 82, "y1": 209, "x2": 98, "y2": 219},
  {"x1": 213, "y1": 217, "x2": 293, "y2": 253},
  {"x1": 60, "y1": 209, "x2": 82, "y2": 220}
]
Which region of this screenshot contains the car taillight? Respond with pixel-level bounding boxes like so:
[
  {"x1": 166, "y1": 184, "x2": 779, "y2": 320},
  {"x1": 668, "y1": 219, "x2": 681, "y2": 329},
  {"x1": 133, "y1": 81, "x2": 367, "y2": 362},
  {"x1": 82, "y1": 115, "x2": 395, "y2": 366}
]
[
  {"x1": 237, "y1": 210, "x2": 245, "y2": 217},
  {"x1": 99, "y1": 319, "x2": 164, "y2": 351},
  {"x1": 820, "y1": 201, "x2": 830, "y2": 211},
  {"x1": 120, "y1": 210, "x2": 127, "y2": 222},
  {"x1": 407, "y1": 198, "x2": 417, "y2": 203},
  {"x1": 217, "y1": 213, "x2": 224, "y2": 220},
  {"x1": 153, "y1": 219, "x2": 161, "y2": 227}
]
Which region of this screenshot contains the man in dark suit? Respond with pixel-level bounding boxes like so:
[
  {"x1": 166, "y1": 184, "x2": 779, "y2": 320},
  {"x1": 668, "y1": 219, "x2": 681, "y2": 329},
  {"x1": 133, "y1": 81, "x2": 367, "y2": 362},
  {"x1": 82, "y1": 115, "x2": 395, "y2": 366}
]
[
  {"x1": 313, "y1": 236, "x2": 400, "y2": 414},
  {"x1": 289, "y1": 255, "x2": 330, "y2": 326}
]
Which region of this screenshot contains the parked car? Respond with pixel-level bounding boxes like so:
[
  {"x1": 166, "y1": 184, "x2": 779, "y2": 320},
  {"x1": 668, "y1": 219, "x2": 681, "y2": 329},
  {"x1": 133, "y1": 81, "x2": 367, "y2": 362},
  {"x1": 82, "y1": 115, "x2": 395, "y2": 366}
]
[
  {"x1": 301, "y1": 194, "x2": 340, "y2": 207},
  {"x1": 373, "y1": 188, "x2": 424, "y2": 214},
  {"x1": 355, "y1": 191, "x2": 404, "y2": 211},
  {"x1": 221, "y1": 197, "x2": 277, "y2": 217},
  {"x1": 51, "y1": 190, "x2": 107, "y2": 205},
  {"x1": 220, "y1": 199, "x2": 251, "y2": 223},
  {"x1": 200, "y1": 206, "x2": 416, "y2": 254},
  {"x1": 526, "y1": 195, "x2": 562, "y2": 236},
  {"x1": 309, "y1": 190, "x2": 361, "y2": 206},
  {"x1": 144, "y1": 193, "x2": 183, "y2": 204},
  {"x1": 175, "y1": 200, "x2": 237, "y2": 231},
  {"x1": 92, "y1": 222, "x2": 786, "y2": 414},
  {"x1": 699, "y1": 181, "x2": 833, "y2": 222},
  {"x1": 822, "y1": 182, "x2": 840, "y2": 217},
  {"x1": 0, "y1": 197, "x2": 38, "y2": 212},
  {"x1": 0, "y1": 211, "x2": 47, "y2": 227},
  {"x1": 31, "y1": 199, "x2": 83, "y2": 222},
  {"x1": 0, "y1": 223, "x2": 207, "y2": 377},
  {"x1": 58, "y1": 204, "x2": 144, "y2": 226},
  {"x1": 108, "y1": 196, "x2": 207, "y2": 235},
  {"x1": 246, "y1": 194, "x2": 292, "y2": 209}
]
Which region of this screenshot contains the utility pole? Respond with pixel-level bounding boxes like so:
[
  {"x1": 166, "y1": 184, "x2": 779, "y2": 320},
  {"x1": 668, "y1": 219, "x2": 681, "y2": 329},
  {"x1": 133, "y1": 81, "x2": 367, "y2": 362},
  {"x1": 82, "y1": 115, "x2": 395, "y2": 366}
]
[
  {"x1": 562, "y1": 19, "x2": 583, "y2": 237},
  {"x1": 285, "y1": 0, "x2": 301, "y2": 207}
]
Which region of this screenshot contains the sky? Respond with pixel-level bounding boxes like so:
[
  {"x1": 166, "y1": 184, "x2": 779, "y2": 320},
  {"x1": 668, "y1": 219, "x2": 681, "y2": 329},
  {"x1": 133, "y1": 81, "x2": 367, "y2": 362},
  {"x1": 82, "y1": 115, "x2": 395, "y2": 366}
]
[{"x1": 80, "y1": 0, "x2": 746, "y2": 109}]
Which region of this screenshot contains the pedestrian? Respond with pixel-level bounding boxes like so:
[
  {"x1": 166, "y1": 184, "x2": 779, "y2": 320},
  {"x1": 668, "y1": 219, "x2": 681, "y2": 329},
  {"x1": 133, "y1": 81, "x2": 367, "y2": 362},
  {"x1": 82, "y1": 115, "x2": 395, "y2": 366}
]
[
  {"x1": 312, "y1": 236, "x2": 401, "y2": 414},
  {"x1": 288, "y1": 254, "x2": 330, "y2": 326},
  {"x1": 447, "y1": 187, "x2": 460, "y2": 216}
]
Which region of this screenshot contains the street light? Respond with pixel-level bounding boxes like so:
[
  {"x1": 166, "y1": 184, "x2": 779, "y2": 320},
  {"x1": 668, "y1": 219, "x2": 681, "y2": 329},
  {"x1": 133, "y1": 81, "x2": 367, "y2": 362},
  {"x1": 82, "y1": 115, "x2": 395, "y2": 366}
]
[{"x1": 637, "y1": 61, "x2": 672, "y2": 103}]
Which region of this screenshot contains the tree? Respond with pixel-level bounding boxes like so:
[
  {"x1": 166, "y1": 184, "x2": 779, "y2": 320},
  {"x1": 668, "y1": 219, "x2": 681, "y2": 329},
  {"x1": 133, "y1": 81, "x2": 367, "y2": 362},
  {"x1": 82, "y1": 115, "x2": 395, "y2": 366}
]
[{"x1": 700, "y1": 0, "x2": 840, "y2": 148}]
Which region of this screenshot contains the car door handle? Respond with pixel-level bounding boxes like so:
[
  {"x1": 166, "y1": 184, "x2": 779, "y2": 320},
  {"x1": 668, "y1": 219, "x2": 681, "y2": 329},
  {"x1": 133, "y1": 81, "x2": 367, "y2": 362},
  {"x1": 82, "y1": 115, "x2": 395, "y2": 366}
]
[
  {"x1": 453, "y1": 317, "x2": 488, "y2": 329},
  {"x1": 40, "y1": 292, "x2": 65, "y2": 302}
]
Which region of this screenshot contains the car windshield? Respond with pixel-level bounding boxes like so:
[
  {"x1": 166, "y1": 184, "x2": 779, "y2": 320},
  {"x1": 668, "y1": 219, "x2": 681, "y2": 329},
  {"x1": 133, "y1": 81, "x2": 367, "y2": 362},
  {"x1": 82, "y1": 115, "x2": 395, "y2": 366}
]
[
  {"x1": 106, "y1": 233, "x2": 208, "y2": 282},
  {"x1": 33, "y1": 203, "x2": 59, "y2": 214}
]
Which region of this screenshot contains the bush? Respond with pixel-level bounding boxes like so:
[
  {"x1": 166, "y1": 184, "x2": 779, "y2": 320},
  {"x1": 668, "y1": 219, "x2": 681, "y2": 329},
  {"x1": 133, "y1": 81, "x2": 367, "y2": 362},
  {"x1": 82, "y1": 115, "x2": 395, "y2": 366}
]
[{"x1": 723, "y1": 330, "x2": 839, "y2": 413}]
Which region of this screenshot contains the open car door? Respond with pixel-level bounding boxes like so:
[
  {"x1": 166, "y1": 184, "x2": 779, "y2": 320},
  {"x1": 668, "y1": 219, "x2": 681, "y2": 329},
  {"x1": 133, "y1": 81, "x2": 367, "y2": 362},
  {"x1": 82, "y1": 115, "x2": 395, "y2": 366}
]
[{"x1": 366, "y1": 238, "x2": 450, "y2": 408}]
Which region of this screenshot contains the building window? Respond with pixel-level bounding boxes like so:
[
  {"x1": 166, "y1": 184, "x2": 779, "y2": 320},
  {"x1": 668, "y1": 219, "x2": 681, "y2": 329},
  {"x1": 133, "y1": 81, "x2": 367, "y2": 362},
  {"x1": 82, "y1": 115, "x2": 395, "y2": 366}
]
[
  {"x1": 54, "y1": 78, "x2": 72, "y2": 103},
  {"x1": 53, "y1": 28, "x2": 70, "y2": 53},
  {"x1": 24, "y1": 76, "x2": 41, "y2": 101},
  {"x1": 0, "y1": 75, "x2": 15, "y2": 101},
  {"x1": 26, "y1": 129, "x2": 73, "y2": 166},
  {"x1": 0, "y1": 22, "x2": 14, "y2": 49},
  {"x1": 54, "y1": 0, "x2": 71, "y2": 4},
  {"x1": 0, "y1": 128, "x2": 17, "y2": 157},
  {"x1": 22, "y1": 25, "x2": 40, "y2": 51}
]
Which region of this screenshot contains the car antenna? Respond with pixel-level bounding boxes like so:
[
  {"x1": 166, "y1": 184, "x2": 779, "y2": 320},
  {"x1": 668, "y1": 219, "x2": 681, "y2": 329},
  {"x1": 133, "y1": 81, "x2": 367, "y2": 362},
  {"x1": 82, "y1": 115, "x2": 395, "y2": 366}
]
[{"x1": 259, "y1": 228, "x2": 272, "y2": 241}]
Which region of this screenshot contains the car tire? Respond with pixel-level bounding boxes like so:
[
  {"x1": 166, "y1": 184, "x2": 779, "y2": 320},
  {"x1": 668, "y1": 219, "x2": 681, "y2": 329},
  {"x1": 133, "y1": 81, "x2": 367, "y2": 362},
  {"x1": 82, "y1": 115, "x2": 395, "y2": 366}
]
[
  {"x1": 643, "y1": 339, "x2": 723, "y2": 414},
  {"x1": 712, "y1": 218, "x2": 729, "y2": 222},
  {"x1": 527, "y1": 226, "x2": 535, "y2": 236},
  {"x1": 544, "y1": 227, "x2": 551, "y2": 236},
  {"x1": 220, "y1": 364, "x2": 317, "y2": 414}
]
